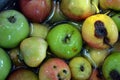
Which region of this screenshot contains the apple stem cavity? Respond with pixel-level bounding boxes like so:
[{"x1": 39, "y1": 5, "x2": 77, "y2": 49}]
[
  {"x1": 7, "y1": 16, "x2": 16, "y2": 23},
  {"x1": 94, "y1": 20, "x2": 113, "y2": 48},
  {"x1": 80, "y1": 65, "x2": 84, "y2": 72},
  {"x1": 109, "y1": 70, "x2": 120, "y2": 80},
  {"x1": 64, "y1": 34, "x2": 71, "y2": 43}
]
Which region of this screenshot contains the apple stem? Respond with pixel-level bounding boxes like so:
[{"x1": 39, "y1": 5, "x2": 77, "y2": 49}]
[
  {"x1": 7, "y1": 16, "x2": 16, "y2": 23},
  {"x1": 92, "y1": 2, "x2": 100, "y2": 13}
]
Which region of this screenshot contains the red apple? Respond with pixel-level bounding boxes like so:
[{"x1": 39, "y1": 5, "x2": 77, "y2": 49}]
[
  {"x1": 19, "y1": 0, "x2": 52, "y2": 23},
  {"x1": 39, "y1": 58, "x2": 71, "y2": 80}
]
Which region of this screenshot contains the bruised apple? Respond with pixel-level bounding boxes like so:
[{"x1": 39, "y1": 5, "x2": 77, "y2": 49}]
[
  {"x1": 19, "y1": 0, "x2": 52, "y2": 23},
  {"x1": 82, "y1": 14, "x2": 118, "y2": 49},
  {"x1": 39, "y1": 58, "x2": 71, "y2": 80}
]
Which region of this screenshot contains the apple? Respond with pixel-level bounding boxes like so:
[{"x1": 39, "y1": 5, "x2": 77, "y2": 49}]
[
  {"x1": 8, "y1": 47, "x2": 25, "y2": 68},
  {"x1": 69, "y1": 56, "x2": 92, "y2": 80},
  {"x1": 0, "y1": 48, "x2": 11, "y2": 80},
  {"x1": 112, "y1": 13, "x2": 120, "y2": 32},
  {"x1": 102, "y1": 52, "x2": 120, "y2": 80},
  {"x1": 7, "y1": 68, "x2": 39, "y2": 80},
  {"x1": 89, "y1": 68, "x2": 104, "y2": 80},
  {"x1": 46, "y1": 23, "x2": 83, "y2": 59},
  {"x1": 100, "y1": 0, "x2": 120, "y2": 11},
  {"x1": 82, "y1": 14, "x2": 119, "y2": 49},
  {"x1": 20, "y1": 37, "x2": 48, "y2": 67},
  {"x1": 39, "y1": 58, "x2": 71, "y2": 80},
  {"x1": 85, "y1": 46, "x2": 109, "y2": 67},
  {"x1": 60, "y1": 0, "x2": 99, "y2": 21},
  {"x1": 0, "y1": 10, "x2": 29, "y2": 48},
  {"x1": 19, "y1": 0, "x2": 52, "y2": 23},
  {"x1": 29, "y1": 23, "x2": 49, "y2": 39}
]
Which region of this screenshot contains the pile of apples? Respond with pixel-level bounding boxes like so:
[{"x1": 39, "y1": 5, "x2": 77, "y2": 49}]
[{"x1": 1, "y1": 0, "x2": 120, "y2": 80}]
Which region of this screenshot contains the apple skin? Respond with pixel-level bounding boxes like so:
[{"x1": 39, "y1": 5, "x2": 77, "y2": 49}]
[
  {"x1": 20, "y1": 37, "x2": 48, "y2": 67},
  {"x1": 102, "y1": 52, "x2": 120, "y2": 80},
  {"x1": 29, "y1": 23, "x2": 49, "y2": 39},
  {"x1": 46, "y1": 23, "x2": 83, "y2": 59},
  {"x1": 0, "y1": 48, "x2": 11, "y2": 80},
  {"x1": 100, "y1": 0, "x2": 120, "y2": 11},
  {"x1": 39, "y1": 58, "x2": 71, "y2": 80},
  {"x1": 82, "y1": 14, "x2": 118, "y2": 49},
  {"x1": 112, "y1": 13, "x2": 120, "y2": 32},
  {"x1": 0, "y1": 10, "x2": 29, "y2": 48},
  {"x1": 69, "y1": 56, "x2": 92, "y2": 80},
  {"x1": 7, "y1": 68, "x2": 39, "y2": 80},
  {"x1": 60, "y1": 0, "x2": 99, "y2": 21},
  {"x1": 19, "y1": 0, "x2": 52, "y2": 23}
]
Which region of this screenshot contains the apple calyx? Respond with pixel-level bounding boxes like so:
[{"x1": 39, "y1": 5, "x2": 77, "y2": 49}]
[
  {"x1": 7, "y1": 16, "x2": 16, "y2": 23},
  {"x1": 110, "y1": 70, "x2": 120, "y2": 80},
  {"x1": 94, "y1": 20, "x2": 112, "y2": 48},
  {"x1": 63, "y1": 33, "x2": 72, "y2": 44}
]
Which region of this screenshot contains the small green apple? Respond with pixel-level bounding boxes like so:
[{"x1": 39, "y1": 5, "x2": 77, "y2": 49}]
[
  {"x1": 0, "y1": 10, "x2": 29, "y2": 48},
  {"x1": 69, "y1": 56, "x2": 92, "y2": 80},
  {"x1": 0, "y1": 48, "x2": 11, "y2": 80},
  {"x1": 46, "y1": 23, "x2": 83, "y2": 59},
  {"x1": 102, "y1": 52, "x2": 120, "y2": 80},
  {"x1": 20, "y1": 37, "x2": 48, "y2": 67},
  {"x1": 7, "y1": 68, "x2": 39, "y2": 80},
  {"x1": 29, "y1": 23, "x2": 49, "y2": 39}
]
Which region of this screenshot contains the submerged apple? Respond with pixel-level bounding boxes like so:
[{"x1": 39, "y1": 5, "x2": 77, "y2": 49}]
[
  {"x1": 0, "y1": 10, "x2": 29, "y2": 48},
  {"x1": 102, "y1": 52, "x2": 120, "y2": 80},
  {"x1": 60, "y1": 0, "x2": 99, "y2": 21},
  {"x1": 100, "y1": 0, "x2": 120, "y2": 11},
  {"x1": 0, "y1": 48, "x2": 11, "y2": 80},
  {"x1": 20, "y1": 37, "x2": 48, "y2": 67},
  {"x1": 39, "y1": 58, "x2": 71, "y2": 80},
  {"x1": 46, "y1": 23, "x2": 83, "y2": 59},
  {"x1": 69, "y1": 56, "x2": 92, "y2": 80},
  {"x1": 19, "y1": 0, "x2": 52, "y2": 23},
  {"x1": 82, "y1": 14, "x2": 118, "y2": 49},
  {"x1": 7, "y1": 68, "x2": 39, "y2": 80}
]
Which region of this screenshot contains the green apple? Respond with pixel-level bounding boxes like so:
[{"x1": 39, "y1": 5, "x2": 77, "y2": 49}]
[
  {"x1": 102, "y1": 52, "x2": 120, "y2": 80},
  {"x1": 39, "y1": 58, "x2": 71, "y2": 80},
  {"x1": 0, "y1": 48, "x2": 11, "y2": 80},
  {"x1": 60, "y1": 0, "x2": 99, "y2": 21},
  {"x1": 82, "y1": 14, "x2": 119, "y2": 49},
  {"x1": 20, "y1": 37, "x2": 48, "y2": 67},
  {"x1": 0, "y1": 10, "x2": 29, "y2": 48},
  {"x1": 112, "y1": 13, "x2": 120, "y2": 32},
  {"x1": 29, "y1": 23, "x2": 49, "y2": 39},
  {"x1": 69, "y1": 56, "x2": 92, "y2": 80},
  {"x1": 100, "y1": 0, "x2": 120, "y2": 11},
  {"x1": 46, "y1": 23, "x2": 83, "y2": 59},
  {"x1": 7, "y1": 68, "x2": 38, "y2": 80}
]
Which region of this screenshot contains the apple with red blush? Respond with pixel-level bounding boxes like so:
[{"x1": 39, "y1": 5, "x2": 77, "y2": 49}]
[
  {"x1": 39, "y1": 58, "x2": 71, "y2": 80},
  {"x1": 19, "y1": 0, "x2": 52, "y2": 23}
]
